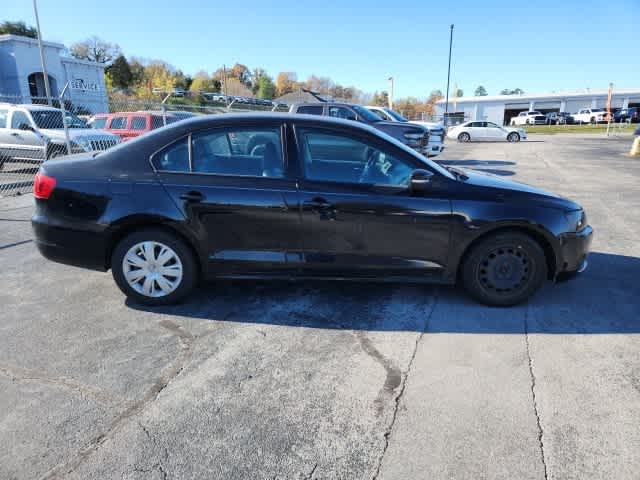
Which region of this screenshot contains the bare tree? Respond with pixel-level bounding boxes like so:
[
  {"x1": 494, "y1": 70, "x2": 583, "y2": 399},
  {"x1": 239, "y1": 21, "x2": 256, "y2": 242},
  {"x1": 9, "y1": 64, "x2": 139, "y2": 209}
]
[{"x1": 70, "y1": 36, "x2": 121, "y2": 64}]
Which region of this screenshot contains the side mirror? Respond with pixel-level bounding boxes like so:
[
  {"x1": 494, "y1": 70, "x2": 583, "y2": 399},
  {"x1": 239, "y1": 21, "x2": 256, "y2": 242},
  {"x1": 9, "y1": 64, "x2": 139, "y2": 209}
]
[
  {"x1": 18, "y1": 123, "x2": 33, "y2": 131},
  {"x1": 410, "y1": 169, "x2": 434, "y2": 191}
]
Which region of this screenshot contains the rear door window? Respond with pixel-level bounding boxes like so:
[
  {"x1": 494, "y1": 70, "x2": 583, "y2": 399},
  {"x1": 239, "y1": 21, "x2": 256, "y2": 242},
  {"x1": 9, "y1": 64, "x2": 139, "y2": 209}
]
[
  {"x1": 0, "y1": 109, "x2": 7, "y2": 128},
  {"x1": 91, "y1": 117, "x2": 107, "y2": 129},
  {"x1": 109, "y1": 116, "x2": 128, "y2": 129},
  {"x1": 297, "y1": 105, "x2": 323, "y2": 115},
  {"x1": 131, "y1": 116, "x2": 147, "y2": 130},
  {"x1": 191, "y1": 127, "x2": 283, "y2": 178}
]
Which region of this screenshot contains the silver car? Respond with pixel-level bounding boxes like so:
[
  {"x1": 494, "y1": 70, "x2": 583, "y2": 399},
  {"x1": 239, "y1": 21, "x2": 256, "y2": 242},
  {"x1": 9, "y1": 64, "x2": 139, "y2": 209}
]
[{"x1": 0, "y1": 103, "x2": 120, "y2": 168}]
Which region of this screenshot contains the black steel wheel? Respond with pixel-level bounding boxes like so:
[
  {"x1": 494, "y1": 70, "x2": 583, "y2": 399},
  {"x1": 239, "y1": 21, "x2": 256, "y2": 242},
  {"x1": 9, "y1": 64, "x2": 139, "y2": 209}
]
[{"x1": 462, "y1": 231, "x2": 547, "y2": 306}]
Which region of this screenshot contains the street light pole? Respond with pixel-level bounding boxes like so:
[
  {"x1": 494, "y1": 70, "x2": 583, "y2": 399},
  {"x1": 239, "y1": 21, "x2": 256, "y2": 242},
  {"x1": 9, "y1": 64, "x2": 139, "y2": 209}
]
[
  {"x1": 444, "y1": 24, "x2": 454, "y2": 126},
  {"x1": 33, "y1": 0, "x2": 52, "y2": 105},
  {"x1": 388, "y1": 76, "x2": 394, "y2": 110}
]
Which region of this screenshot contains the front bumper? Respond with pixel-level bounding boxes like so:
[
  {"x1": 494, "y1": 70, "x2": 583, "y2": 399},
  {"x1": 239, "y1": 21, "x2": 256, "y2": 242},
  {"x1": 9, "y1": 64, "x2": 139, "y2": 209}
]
[{"x1": 555, "y1": 225, "x2": 593, "y2": 281}]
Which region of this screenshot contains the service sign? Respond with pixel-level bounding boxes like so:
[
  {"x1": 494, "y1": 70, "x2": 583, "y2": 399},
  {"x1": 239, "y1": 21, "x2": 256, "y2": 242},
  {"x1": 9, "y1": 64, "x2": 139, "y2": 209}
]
[{"x1": 70, "y1": 78, "x2": 100, "y2": 92}]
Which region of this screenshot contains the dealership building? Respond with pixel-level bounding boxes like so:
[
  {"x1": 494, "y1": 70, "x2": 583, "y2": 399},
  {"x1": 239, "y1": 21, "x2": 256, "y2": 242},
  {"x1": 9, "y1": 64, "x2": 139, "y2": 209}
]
[
  {"x1": 435, "y1": 89, "x2": 640, "y2": 125},
  {"x1": 0, "y1": 34, "x2": 108, "y2": 113}
]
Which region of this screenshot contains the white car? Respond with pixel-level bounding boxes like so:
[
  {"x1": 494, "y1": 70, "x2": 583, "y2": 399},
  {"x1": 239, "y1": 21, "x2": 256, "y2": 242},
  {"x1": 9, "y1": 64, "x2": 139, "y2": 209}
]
[
  {"x1": 510, "y1": 111, "x2": 546, "y2": 126},
  {"x1": 365, "y1": 106, "x2": 445, "y2": 157},
  {"x1": 447, "y1": 121, "x2": 527, "y2": 143},
  {"x1": 0, "y1": 104, "x2": 120, "y2": 165},
  {"x1": 572, "y1": 108, "x2": 608, "y2": 124}
]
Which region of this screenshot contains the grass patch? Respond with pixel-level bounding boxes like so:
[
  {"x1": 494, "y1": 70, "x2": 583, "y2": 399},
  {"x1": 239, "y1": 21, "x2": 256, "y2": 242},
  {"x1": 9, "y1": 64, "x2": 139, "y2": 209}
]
[{"x1": 523, "y1": 124, "x2": 636, "y2": 135}]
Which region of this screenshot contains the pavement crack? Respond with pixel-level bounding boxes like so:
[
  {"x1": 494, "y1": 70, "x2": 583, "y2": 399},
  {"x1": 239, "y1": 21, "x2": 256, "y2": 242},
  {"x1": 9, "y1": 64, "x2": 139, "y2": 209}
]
[
  {"x1": 371, "y1": 290, "x2": 438, "y2": 480},
  {"x1": 305, "y1": 462, "x2": 318, "y2": 479},
  {"x1": 39, "y1": 320, "x2": 195, "y2": 480},
  {"x1": 524, "y1": 307, "x2": 549, "y2": 480},
  {"x1": 0, "y1": 363, "x2": 123, "y2": 406}
]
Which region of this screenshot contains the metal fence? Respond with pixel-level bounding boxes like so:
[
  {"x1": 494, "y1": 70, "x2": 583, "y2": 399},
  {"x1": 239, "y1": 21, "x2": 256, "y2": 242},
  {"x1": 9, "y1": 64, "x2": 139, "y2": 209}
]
[{"x1": 0, "y1": 92, "x2": 286, "y2": 196}]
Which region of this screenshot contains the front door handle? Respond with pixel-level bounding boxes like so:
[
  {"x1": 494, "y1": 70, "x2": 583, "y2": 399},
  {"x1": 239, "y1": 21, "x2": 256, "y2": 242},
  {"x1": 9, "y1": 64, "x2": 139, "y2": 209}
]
[
  {"x1": 10, "y1": 132, "x2": 20, "y2": 137},
  {"x1": 303, "y1": 197, "x2": 332, "y2": 209},
  {"x1": 179, "y1": 191, "x2": 205, "y2": 202}
]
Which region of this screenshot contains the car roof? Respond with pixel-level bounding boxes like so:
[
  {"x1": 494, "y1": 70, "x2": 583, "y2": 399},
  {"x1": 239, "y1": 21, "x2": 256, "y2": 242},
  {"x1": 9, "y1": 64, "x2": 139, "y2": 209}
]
[{"x1": 0, "y1": 103, "x2": 61, "y2": 112}]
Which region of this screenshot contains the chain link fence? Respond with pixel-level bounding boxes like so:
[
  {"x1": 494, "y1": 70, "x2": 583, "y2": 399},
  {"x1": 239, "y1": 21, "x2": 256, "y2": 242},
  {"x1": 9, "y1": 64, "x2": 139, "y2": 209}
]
[{"x1": 0, "y1": 92, "x2": 287, "y2": 196}]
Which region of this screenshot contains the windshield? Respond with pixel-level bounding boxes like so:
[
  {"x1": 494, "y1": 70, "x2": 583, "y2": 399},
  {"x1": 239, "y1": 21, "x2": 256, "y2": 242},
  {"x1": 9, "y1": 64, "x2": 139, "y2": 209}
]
[
  {"x1": 351, "y1": 105, "x2": 384, "y2": 122},
  {"x1": 591, "y1": 108, "x2": 604, "y2": 112},
  {"x1": 31, "y1": 110, "x2": 87, "y2": 129},
  {"x1": 384, "y1": 108, "x2": 408, "y2": 122}
]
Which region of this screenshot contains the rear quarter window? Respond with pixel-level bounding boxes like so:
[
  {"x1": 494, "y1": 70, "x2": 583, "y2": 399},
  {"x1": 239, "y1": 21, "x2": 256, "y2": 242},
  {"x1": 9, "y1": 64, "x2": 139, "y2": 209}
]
[
  {"x1": 131, "y1": 117, "x2": 147, "y2": 130},
  {"x1": 151, "y1": 137, "x2": 189, "y2": 172}
]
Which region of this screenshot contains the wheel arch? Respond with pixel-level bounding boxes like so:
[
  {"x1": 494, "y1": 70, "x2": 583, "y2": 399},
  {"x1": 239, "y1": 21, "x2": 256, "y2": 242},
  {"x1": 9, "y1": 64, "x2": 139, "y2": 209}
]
[
  {"x1": 455, "y1": 224, "x2": 558, "y2": 283},
  {"x1": 105, "y1": 216, "x2": 204, "y2": 275}
]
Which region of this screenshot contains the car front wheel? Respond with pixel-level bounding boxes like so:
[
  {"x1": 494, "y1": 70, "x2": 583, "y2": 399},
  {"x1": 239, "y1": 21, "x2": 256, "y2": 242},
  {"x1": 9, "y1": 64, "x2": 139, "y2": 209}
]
[
  {"x1": 462, "y1": 231, "x2": 547, "y2": 306},
  {"x1": 111, "y1": 229, "x2": 198, "y2": 306},
  {"x1": 458, "y1": 132, "x2": 471, "y2": 143},
  {"x1": 507, "y1": 132, "x2": 520, "y2": 142}
]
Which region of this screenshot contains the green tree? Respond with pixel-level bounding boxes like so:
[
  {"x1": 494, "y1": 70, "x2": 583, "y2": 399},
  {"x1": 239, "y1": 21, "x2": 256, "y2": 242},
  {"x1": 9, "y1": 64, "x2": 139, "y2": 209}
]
[
  {"x1": 105, "y1": 55, "x2": 132, "y2": 89},
  {"x1": 257, "y1": 75, "x2": 276, "y2": 100},
  {"x1": 70, "y1": 36, "x2": 121, "y2": 64},
  {"x1": 474, "y1": 85, "x2": 488, "y2": 96},
  {"x1": 371, "y1": 91, "x2": 389, "y2": 107},
  {"x1": 454, "y1": 88, "x2": 464, "y2": 98},
  {"x1": 500, "y1": 88, "x2": 525, "y2": 95},
  {"x1": 0, "y1": 20, "x2": 37, "y2": 38}
]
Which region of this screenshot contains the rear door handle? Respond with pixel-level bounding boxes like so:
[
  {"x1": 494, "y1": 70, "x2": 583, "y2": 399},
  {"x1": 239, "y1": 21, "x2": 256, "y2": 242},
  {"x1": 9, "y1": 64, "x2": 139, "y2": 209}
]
[
  {"x1": 304, "y1": 197, "x2": 332, "y2": 209},
  {"x1": 179, "y1": 191, "x2": 205, "y2": 202}
]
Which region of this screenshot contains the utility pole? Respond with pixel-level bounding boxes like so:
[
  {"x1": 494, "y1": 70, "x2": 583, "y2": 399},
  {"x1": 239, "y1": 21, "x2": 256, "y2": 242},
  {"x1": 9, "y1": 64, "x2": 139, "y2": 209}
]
[
  {"x1": 33, "y1": 0, "x2": 52, "y2": 105},
  {"x1": 444, "y1": 24, "x2": 454, "y2": 126},
  {"x1": 388, "y1": 77, "x2": 394, "y2": 110}
]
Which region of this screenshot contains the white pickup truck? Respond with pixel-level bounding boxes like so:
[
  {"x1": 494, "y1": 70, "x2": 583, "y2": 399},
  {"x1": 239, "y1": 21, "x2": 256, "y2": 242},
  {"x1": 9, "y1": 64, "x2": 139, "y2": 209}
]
[
  {"x1": 365, "y1": 106, "x2": 445, "y2": 157},
  {"x1": 572, "y1": 108, "x2": 608, "y2": 124},
  {"x1": 510, "y1": 111, "x2": 546, "y2": 126}
]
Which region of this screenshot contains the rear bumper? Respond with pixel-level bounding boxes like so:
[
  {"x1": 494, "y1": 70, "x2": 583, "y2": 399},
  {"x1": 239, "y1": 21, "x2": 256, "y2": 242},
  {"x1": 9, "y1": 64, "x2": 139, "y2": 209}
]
[
  {"x1": 555, "y1": 225, "x2": 593, "y2": 281},
  {"x1": 32, "y1": 219, "x2": 109, "y2": 271}
]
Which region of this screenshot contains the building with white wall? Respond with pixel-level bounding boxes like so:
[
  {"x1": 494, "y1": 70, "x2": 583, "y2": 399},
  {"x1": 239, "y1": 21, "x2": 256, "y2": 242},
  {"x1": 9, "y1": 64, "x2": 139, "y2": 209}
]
[
  {"x1": 0, "y1": 34, "x2": 108, "y2": 114},
  {"x1": 435, "y1": 89, "x2": 640, "y2": 125}
]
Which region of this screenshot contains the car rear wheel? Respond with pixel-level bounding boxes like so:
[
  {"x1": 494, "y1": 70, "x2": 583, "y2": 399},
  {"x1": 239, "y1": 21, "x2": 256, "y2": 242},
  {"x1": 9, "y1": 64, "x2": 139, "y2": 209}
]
[
  {"x1": 458, "y1": 132, "x2": 471, "y2": 143},
  {"x1": 111, "y1": 229, "x2": 198, "y2": 306},
  {"x1": 462, "y1": 231, "x2": 547, "y2": 306},
  {"x1": 590, "y1": 117, "x2": 596, "y2": 124},
  {"x1": 507, "y1": 132, "x2": 520, "y2": 142}
]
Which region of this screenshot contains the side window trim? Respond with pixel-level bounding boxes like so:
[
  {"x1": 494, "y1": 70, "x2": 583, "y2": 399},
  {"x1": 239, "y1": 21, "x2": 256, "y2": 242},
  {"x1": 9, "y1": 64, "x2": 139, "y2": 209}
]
[{"x1": 150, "y1": 123, "x2": 289, "y2": 179}]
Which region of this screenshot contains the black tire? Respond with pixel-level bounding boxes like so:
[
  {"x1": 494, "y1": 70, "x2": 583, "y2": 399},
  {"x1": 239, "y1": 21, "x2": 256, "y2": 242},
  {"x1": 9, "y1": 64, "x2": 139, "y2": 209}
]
[
  {"x1": 462, "y1": 231, "x2": 547, "y2": 307},
  {"x1": 458, "y1": 132, "x2": 471, "y2": 143},
  {"x1": 507, "y1": 132, "x2": 520, "y2": 143},
  {"x1": 590, "y1": 117, "x2": 596, "y2": 125},
  {"x1": 111, "y1": 228, "x2": 198, "y2": 306}
]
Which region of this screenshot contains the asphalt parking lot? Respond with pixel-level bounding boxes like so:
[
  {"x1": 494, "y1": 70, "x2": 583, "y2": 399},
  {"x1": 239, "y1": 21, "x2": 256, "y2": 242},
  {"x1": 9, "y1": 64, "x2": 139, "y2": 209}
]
[{"x1": 1, "y1": 133, "x2": 638, "y2": 480}]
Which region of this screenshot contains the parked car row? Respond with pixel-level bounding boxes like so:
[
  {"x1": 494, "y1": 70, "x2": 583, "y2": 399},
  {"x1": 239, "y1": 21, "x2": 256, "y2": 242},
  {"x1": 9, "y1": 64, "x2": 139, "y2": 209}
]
[
  {"x1": 200, "y1": 93, "x2": 283, "y2": 108},
  {"x1": 289, "y1": 101, "x2": 435, "y2": 158},
  {"x1": 510, "y1": 107, "x2": 639, "y2": 126}
]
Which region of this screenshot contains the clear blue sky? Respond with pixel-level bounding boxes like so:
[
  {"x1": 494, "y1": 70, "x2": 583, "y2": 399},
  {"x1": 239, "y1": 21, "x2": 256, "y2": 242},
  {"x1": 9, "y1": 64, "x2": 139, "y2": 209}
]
[{"x1": 4, "y1": 0, "x2": 639, "y2": 98}]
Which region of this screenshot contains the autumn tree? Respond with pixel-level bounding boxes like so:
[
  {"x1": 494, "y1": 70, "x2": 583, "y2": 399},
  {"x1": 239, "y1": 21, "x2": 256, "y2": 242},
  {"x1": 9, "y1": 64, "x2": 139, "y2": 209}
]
[
  {"x1": 70, "y1": 36, "x2": 121, "y2": 64},
  {"x1": 275, "y1": 72, "x2": 298, "y2": 97},
  {"x1": 189, "y1": 70, "x2": 220, "y2": 93},
  {"x1": 0, "y1": 20, "x2": 37, "y2": 38},
  {"x1": 225, "y1": 77, "x2": 253, "y2": 97},
  {"x1": 371, "y1": 91, "x2": 389, "y2": 107},
  {"x1": 230, "y1": 63, "x2": 251, "y2": 87}
]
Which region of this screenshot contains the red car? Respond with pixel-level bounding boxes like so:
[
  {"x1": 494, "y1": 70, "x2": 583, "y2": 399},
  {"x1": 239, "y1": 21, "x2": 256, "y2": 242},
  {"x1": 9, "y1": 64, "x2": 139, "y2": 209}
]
[{"x1": 88, "y1": 111, "x2": 190, "y2": 141}]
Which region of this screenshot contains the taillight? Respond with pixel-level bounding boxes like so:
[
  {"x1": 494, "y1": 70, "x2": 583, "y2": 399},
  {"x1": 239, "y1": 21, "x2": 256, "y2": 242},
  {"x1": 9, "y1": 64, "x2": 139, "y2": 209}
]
[{"x1": 34, "y1": 172, "x2": 56, "y2": 199}]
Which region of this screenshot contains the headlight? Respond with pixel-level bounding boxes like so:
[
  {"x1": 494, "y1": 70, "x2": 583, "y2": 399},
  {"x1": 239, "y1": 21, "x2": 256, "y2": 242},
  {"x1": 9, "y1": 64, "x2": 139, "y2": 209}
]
[{"x1": 565, "y1": 209, "x2": 587, "y2": 231}]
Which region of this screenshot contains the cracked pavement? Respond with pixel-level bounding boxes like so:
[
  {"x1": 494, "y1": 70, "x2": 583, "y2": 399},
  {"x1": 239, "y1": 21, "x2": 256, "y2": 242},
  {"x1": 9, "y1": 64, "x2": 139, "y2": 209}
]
[{"x1": 1, "y1": 134, "x2": 639, "y2": 479}]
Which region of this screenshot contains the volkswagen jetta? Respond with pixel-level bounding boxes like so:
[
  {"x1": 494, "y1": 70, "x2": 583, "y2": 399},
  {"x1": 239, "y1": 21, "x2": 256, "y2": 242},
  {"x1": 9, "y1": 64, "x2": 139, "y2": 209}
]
[{"x1": 32, "y1": 113, "x2": 592, "y2": 306}]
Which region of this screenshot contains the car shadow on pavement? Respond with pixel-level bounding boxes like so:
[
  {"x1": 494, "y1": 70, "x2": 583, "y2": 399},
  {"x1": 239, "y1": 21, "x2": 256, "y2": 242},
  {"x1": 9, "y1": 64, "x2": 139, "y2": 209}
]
[{"x1": 126, "y1": 252, "x2": 639, "y2": 334}]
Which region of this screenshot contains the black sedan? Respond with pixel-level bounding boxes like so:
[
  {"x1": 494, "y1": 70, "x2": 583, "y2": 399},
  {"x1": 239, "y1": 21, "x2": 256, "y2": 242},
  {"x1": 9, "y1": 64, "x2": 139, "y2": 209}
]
[{"x1": 32, "y1": 113, "x2": 592, "y2": 306}]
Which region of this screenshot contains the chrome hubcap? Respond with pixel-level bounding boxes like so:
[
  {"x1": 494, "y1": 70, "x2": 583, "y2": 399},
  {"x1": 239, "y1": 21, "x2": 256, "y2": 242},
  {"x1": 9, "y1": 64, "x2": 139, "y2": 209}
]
[{"x1": 122, "y1": 241, "x2": 183, "y2": 297}]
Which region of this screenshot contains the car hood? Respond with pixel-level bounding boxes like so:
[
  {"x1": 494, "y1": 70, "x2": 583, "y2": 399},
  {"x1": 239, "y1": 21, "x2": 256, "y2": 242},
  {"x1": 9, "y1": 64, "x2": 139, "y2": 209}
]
[
  {"x1": 39, "y1": 128, "x2": 119, "y2": 140},
  {"x1": 460, "y1": 169, "x2": 580, "y2": 209},
  {"x1": 374, "y1": 120, "x2": 426, "y2": 133}
]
